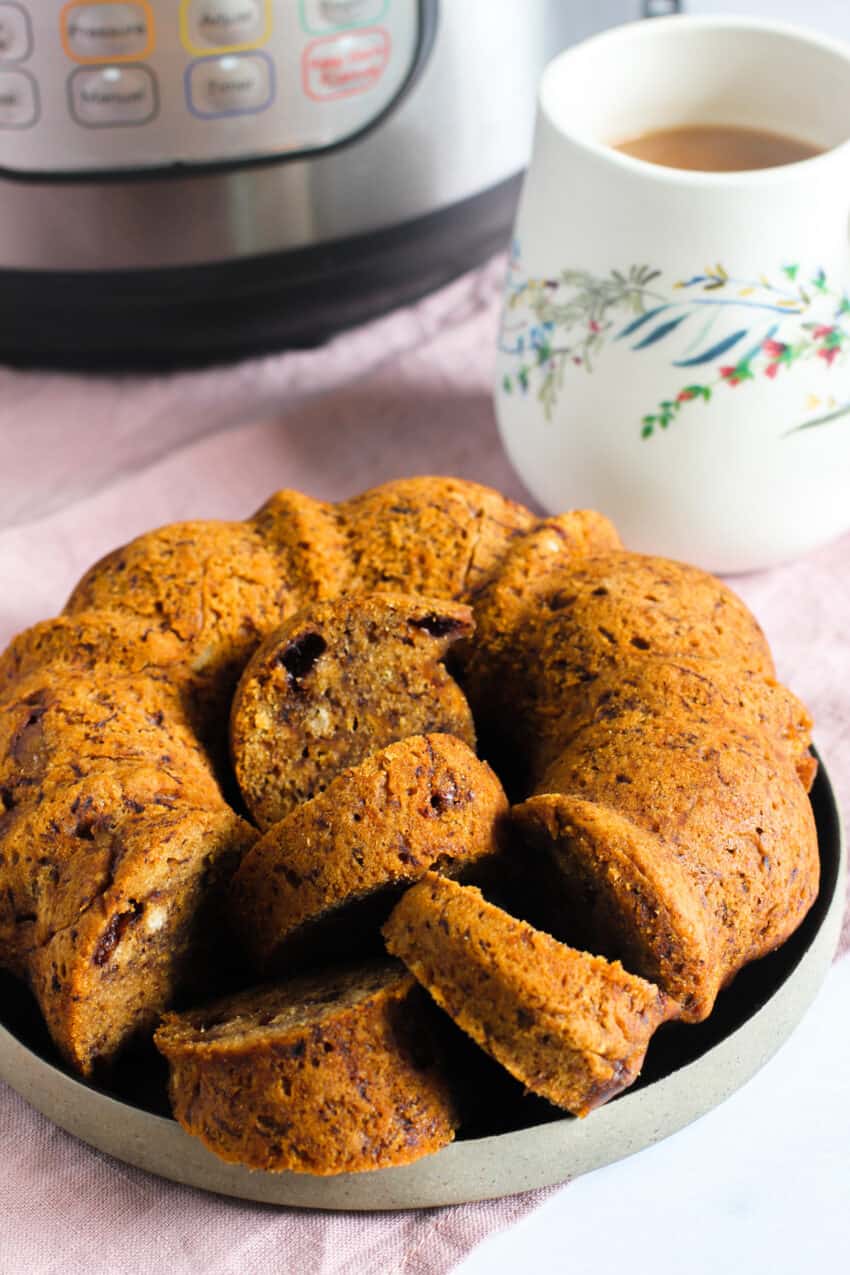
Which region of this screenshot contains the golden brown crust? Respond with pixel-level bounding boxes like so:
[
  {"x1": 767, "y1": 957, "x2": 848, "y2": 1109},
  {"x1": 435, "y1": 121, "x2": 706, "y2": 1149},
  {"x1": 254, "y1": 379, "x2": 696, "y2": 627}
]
[
  {"x1": 65, "y1": 520, "x2": 290, "y2": 639},
  {"x1": 541, "y1": 656, "x2": 815, "y2": 789},
  {"x1": 231, "y1": 592, "x2": 477, "y2": 828},
  {"x1": 461, "y1": 512, "x2": 622, "y2": 682},
  {"x1": 464, "y1": 550, "x2": 778, "y2": 789},
  {"x1": 248, "y1": 488, "x2": 352, "y2": 601},
  {"x1": 383, "y1": 874, "x2": 677, "y2": 1117},
  {"x1": 0, "y1": 671, "x2": 220, "y2": 812},
  {"x1": 22, "y1": 796, "x2": 255, "y2": 1074},
  {"x1": 338, "y1": 476, "x2": 537, "y2": 601},
  {"x1": 230, "y1": 734, "x2": 508, "y2": 972},
  {"x1": 467, "y1": 511, "x2": 622, "y2": 618},
  {"x1": 64, "y1": 520, "x2": 305, "y2": 732},
  {"x1": 460, "y1": 512, "x2": 623, "y2": 788},
  {"x1": 514, "y1": 660, "x2": 819, "y2": 1019},
  {"x1": 154, "y1": 961, "x2": 459, "y2": 1174},
  {"x1": 0, "y1": 612, "x2": 188, "y2": 699}
]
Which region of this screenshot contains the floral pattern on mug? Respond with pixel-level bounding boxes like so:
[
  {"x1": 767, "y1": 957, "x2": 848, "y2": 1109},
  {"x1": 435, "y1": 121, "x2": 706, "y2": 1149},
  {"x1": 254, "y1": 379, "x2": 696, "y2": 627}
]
[{"x1": 499, "y1": 244, "x2": 850, "y2": 439}]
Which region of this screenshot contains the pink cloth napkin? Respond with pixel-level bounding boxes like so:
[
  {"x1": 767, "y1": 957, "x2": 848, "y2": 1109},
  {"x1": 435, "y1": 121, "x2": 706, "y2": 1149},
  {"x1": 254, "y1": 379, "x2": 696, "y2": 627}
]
[{"x1": 0, "y1": 258, "x2": 846, "y2": 1273}]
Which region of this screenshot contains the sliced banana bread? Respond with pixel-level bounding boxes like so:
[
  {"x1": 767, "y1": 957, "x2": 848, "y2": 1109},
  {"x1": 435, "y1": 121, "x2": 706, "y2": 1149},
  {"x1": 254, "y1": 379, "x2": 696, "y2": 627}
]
[
  {"x1": 230, "y1": 733, "x2": 508, "y2": 971},
  {"x1": 155, "y1": 960, "x2": 459, "y2": 1174},
  {"x1": 231, "y1": 592, "x2": 477, "y2": 828},
  {"x1": 383, "y1": 873, "x2": 678, "y2": 1117}
]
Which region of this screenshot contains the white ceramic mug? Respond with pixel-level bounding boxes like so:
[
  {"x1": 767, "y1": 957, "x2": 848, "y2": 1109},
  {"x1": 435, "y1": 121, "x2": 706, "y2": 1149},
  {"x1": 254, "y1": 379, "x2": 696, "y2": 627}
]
[{"x1": 494, "y1": 16, "x2": 850, "y2": 572}]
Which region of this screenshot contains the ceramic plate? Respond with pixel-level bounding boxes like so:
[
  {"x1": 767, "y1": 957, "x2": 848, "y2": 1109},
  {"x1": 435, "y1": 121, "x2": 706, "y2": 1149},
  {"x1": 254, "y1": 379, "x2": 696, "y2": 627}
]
[{"x1": 0, "y1": 752, "x2": 844, "y2": 1210}]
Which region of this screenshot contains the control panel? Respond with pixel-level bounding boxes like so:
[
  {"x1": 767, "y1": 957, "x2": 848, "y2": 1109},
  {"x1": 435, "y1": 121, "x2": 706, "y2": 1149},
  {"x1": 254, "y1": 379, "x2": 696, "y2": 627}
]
[{"x1": 0, "y1": 1, "x2": 422, "y2": 174}]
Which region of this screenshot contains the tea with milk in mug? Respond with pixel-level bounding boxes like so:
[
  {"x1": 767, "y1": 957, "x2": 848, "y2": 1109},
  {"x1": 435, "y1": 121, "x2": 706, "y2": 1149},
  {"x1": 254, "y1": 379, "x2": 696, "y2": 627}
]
[{"x1": 613, "y1": 124, "x2": 823, "y2": 171}]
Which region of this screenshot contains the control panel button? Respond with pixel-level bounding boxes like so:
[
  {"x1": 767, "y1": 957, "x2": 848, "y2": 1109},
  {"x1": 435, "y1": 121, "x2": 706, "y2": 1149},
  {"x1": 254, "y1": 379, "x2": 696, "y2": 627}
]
[
  {"x1": 69, "y1": 64, "x2": 158, "y2": 126},
  {"x1": 0, "y1": 67, "x2": 37, "y2": 127},
  {"x1": 0, "y1": 4, "x2": 32, "y2": 62},
  {"x1": 302, "y1": 28, "x2": 390, "y2": 100},
  {"x1": 300, "y1": 0, "x2": 388, "y2": 34},
  {"x1": 62, "y1": 3, "x2": 154, "y2": 63},
  {"x1": 180, "y1": 0, "x2": 271, "y2": 54},
  {"x1": 186, "y1": 52, "x2": 274, "y2": 117}
]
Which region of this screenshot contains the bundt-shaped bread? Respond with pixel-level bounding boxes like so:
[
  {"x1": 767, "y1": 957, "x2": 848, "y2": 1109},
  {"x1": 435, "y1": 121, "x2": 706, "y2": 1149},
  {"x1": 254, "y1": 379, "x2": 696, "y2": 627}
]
[{"x1": 0, "y1": 475, "x2": 819, "y2": 1155}]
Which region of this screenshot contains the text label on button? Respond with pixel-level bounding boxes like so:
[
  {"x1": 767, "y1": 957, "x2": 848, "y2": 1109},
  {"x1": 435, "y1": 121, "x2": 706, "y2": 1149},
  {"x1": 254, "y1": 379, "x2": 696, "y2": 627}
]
[
  {"x1": 179, "y1": 0, "x2": 271, "y2": 56},
  {"x1": 69, "y1": 63, "x2": 158, "y2": 126},
  {"x1": 302, "y1": 28, "x2": 391, "y2": 101},
  {"x1": 62, "y1": 2, "x2": 155, "y2": 64},
  {"x1": 185, "y1": 51, "x2": 274, "y2": 118}
]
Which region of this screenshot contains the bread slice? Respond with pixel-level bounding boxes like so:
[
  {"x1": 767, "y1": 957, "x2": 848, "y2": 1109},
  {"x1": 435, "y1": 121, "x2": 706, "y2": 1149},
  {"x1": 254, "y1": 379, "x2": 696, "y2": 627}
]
[
  {"x1": 230, "y1": 733, "x2": 508, "y2": 971},
  {"x1": 231, "y1": 592, "x2": 477, "y2": 828},
  {"x1": 155, "y1": 960, "x2": 459, "y2": 1175},
  {"x1": 383, "y1": 874, "x2": 677, "y2": 1117}
]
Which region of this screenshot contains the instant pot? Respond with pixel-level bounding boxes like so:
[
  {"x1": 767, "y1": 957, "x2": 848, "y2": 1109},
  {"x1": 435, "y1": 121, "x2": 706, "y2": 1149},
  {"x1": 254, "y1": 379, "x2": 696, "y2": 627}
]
[{"x1": 0, "y1": 0, "x2": 679, "y2": 367}]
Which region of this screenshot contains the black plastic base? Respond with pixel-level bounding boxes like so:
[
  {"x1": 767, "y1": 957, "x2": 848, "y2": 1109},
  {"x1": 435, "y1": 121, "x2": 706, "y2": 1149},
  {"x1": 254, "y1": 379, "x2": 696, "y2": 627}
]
[{"x1": 0, "y1": 175, "x2": 521, "y2": 372}]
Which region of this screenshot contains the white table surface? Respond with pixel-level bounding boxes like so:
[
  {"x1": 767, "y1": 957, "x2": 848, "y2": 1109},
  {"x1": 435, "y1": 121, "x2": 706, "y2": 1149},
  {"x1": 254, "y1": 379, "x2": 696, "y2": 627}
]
[
  {"x1": 460, "y1": 2, "x2": 850, "y2": 1270},
  {"x1": 458, "y1": 959, "x2": 850, "y2": 1275}
]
